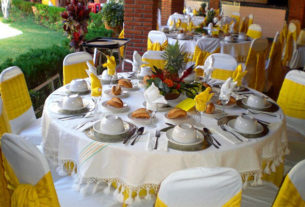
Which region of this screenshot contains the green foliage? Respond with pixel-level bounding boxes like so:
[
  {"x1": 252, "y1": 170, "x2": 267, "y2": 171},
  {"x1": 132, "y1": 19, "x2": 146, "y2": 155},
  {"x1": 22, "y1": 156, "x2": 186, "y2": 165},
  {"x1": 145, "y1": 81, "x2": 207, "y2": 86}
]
[
  {"x1": 206, "y1": 9, "x2": 216, "y2": 25},
  {"x1": 101, "y1": 0, "x2": 124, "y2": 28},
  {"x1": 85, "y1": 12, "x2": 113, "y2": 40},
  {"x1": 162, "y1": 41, "x2": 186, "y2": 74},
  {"x1": 0, "y1": 45, "x2": 69, "y2": 89},
  {"x1": 12, "y1": 0, "x2": 34, "y2": 14}
]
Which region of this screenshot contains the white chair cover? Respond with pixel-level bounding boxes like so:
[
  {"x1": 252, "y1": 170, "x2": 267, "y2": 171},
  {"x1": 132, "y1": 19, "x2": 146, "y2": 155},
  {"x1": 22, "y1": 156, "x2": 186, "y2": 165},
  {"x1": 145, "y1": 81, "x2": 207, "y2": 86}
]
[
  {"x1": 196, "y1": 37, "x2": 220, "y2": 53},
  {"x1": 142, "y1": 50, "x2": 166, "y2": 69},
  {"x1": 156, "y1": 167, "x2": 242, "y2": 207},
  {"x1": 0, "y1": 66, "x2": 41, "y2": 145},
  {"x1": 167, "y1": 13, "x2": 186, "y2": 26},
  {"x1": 148, "y1": 30, "x2": 167, "y2": 44},
  {"x1": 63, "y1": 52, "x2": 92, "y2": 66},
  {"x1": 209, "y1": 53, "x2": 237, "y2": 70},
  {"x1": 285, "y1": 159, "x2": 305, "y2": 199}
]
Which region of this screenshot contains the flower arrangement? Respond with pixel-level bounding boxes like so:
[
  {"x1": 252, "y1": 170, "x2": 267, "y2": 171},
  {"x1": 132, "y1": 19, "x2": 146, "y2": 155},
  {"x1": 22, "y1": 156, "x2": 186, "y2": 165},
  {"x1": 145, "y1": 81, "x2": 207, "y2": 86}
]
[{"x1": 61, "y1": 0, "x2": 90, "y2": 50}]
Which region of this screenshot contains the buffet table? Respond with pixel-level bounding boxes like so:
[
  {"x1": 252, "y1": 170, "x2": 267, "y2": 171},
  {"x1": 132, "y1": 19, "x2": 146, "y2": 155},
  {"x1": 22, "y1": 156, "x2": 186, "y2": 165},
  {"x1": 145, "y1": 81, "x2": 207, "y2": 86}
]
[{"x1": 42, "y1": 73, "x2": 288, "y2": 203}]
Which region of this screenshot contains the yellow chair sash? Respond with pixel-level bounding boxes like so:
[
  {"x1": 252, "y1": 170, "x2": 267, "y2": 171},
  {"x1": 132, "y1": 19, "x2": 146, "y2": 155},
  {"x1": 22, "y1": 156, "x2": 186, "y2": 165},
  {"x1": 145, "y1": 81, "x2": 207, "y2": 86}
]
[
  {"x1": 187, "y1": 21, "x2": 194, "y2": 32},
  {"x1": 0, "y1": 148, "x2": 10, "y2": 207},
  {"x1": 277, "y1": 79, "x2": 305, "y2": 119},
  {"x1": 245, "y1": 49, "x2": 266, "y2": 92},
  {"x1": 119, "y1": 29, "x2": 124, "y2": 57},
  {"x1": 282, "y1": 30, "x2": 297, "y2": 66},
  {"x1": 247, "y1": 29, "x2": 262, "y2": 39},
  {"x1": 2, "y1": 153, "x2": 60, "y2": 207},
  {"x1": 273, "y1": 176, "x2": 305, "y2": 207},
  {"x1": 0, "y1": 109, "x2": 10, "y2": 136},
  {"x1": 147, "y1": 38, "x2": 168, "y2": 51},
  {"x1": 142, "y1": 58, "x2": 166, "y2": 70},
  {"x1": 154, "y1": 190, "x2": 242, "y2": 207},
  {"x1": 192, "y1": 46, "x2": 220, "y2": 66},
  {"x1": 63, "y1": 60, "x2": 93, "y2": 85},
  {"x1": 211, "y1": 68, "x2": 234, "y2": 81},
  {"x1": 0, "y1": 74, "x2": 32, "y2": 120}
]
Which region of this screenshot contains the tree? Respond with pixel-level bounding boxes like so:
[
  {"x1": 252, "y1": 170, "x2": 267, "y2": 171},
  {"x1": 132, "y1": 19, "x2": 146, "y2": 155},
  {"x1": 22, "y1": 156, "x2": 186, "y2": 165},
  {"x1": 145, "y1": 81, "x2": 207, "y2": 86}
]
[{"x1": 1, "y1": 0, "x2": 10, "y2": 19}]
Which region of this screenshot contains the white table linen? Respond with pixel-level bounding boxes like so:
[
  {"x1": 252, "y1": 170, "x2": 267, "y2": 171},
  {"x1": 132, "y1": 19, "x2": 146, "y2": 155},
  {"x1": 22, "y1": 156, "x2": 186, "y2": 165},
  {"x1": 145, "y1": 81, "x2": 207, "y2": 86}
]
[{"x1": 42, "y1": 73, "x2": 288, "y2": 202}]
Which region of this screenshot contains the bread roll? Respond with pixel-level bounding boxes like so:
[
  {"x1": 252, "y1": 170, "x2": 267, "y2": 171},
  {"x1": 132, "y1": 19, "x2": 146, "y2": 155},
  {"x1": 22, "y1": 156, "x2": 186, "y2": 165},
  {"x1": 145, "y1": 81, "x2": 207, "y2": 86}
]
[
  {"x1": 118, "y1": 79, "x2": 132, "y2": 88},
  {"x1": 111, "y1": 85, "x2": 121, "y2": 95},
  {"x1": 167, "y1": 108, "x2": 187, "y2": 119},
  {"x1": 132, "y1": 108, "x2": 150, "y2": 119},
  {"x1": 205, "y1": 103, "x2": 215, "y2": 114},
  {"x1": 216, "y1": 96, "x2": 236, "y2": 105},
  {"x1": 107, "y1": 97, "x2": 123, "y2": 108}
]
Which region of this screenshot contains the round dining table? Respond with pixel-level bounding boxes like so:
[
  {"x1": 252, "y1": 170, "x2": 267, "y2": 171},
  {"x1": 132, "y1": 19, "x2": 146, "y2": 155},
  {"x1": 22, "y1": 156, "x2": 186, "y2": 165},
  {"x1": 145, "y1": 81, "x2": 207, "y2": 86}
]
[{"x1": 42, "y1": 73, "x2": 288, "y2": 203}]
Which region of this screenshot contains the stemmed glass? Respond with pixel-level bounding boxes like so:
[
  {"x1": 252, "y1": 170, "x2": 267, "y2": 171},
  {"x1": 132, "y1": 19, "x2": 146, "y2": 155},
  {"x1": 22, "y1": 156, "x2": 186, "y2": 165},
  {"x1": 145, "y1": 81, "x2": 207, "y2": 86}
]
[{"x1": 219, "y1": 95, "x2": 229, "y2": 113}]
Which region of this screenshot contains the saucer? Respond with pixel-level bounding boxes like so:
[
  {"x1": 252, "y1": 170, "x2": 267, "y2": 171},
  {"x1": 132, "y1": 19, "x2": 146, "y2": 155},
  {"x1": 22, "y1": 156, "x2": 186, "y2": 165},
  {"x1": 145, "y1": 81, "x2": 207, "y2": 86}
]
[
  {"x1": 227, "y1": 119, "x2": 264, "y2": 135},
  {"x1": 127, "y1": 112, "x2": 154, "y2": 125},
  {"x1": 142, "y1": 101, "x2": 172, "y2": 112},
  {"x1": 51, "y1": 99, "x2": 94, "y2": 115},
  {"x1": 164, "y1": 113, "x2": 190, "y2": 125},
  {"x1": 241, "y1": 98, "x2": 272, "y2": 110},
  {"x1": 215, "y1": 100, "x2": 236, "y2": 109},
  {"x1": 101, "y1": 101, "x2": 129, "y2": 113},
  {"x1": 104, "y1": 89, "x2": 129, "y2": 98},
  {"x1": 65, "y1": 85, "x2": 90, "y2": 95},
  {"x1": 93, "y1": 120, "x2": 130, "y2": 135}
]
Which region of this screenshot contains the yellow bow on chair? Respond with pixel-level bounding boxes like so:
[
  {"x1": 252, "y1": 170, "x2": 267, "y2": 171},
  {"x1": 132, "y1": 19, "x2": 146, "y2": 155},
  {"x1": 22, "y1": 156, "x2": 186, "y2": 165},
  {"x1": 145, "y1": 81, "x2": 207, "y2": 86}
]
[
  {"x1": 194, "y1": 87, "x2": 214, "y2": 112},
  {"x1": 103, "y1": 55, "x2": 116, "y2": 76},
  {"x1": 232, "y1": 64, "x2": 248, "y2": 86},
  {"x1": 193, "y1": 9, "x2": 197, "y2": 16},
  {"x1": 147, "y1": 39, "x2": 168, "y2": 51},
  {"x1": 193, "y1": 46, "x2": 211, "y2": 66},
  {"x1": 188, "y1": 21, "x2": 194, "y2": 32},
  {"x1": 90, "y1": 73, "x2": 102, "y2": 97}
]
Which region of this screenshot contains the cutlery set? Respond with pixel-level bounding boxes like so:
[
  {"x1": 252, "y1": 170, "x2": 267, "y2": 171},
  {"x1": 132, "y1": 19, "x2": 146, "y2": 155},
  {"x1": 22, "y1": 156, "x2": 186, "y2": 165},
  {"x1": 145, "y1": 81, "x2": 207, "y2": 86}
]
[{"x1": 123, "y1": 127, "x2": 145, "y2": 145}]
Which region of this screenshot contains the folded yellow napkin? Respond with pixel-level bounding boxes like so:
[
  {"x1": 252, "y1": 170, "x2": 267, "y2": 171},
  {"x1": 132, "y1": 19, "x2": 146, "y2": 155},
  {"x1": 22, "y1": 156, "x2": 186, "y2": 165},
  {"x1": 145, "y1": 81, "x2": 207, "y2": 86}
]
[
  {"x1": 194, "y1": 68, "x2": 204, "y2": 77},
  {"x1": 232, "y1": 64, "x2": 247, "y2": 86},
  {"x1": 188, "y1": 21, "x2": 194, "y2": 32},
  {"x1": 90, "y1": 73, "x2": 102, "y2": 97},
  {"x1": 193, "y1": 9, "x2": 197, "y2": 16},
  {"x1": 102, "y1": 55, "x2": 116, "y2": 76},
  {"x1": 176, "y1": 98, "x2": 196, "y2": 111},
  {"x1": 194, "y1": 87, "x2": 214, "y2": 112}
]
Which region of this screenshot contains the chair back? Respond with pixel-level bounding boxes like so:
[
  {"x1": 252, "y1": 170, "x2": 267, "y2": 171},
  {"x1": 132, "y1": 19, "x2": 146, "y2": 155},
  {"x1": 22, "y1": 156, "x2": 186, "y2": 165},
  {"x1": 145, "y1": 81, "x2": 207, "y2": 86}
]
[
  {"x1": 248, "y1": 14, "x2": 254, "y2": 27},
  {"x1": 266, "y1": 32, "x2": 284, "y2": 98},
  {"x1": 0, "y1": 66, "x2": 36, "y2": 134},
  {"x1": 239, "y1": 16, "x2": 249, "y2": 34},
  {"x1": 207, "y1": 53, "x2": 237, "y2": 80},
  {"x1": 282, "y1": 22, "x2": 298, "y2": 67},
  {"x1": 0, "y1": 98, "x2": 10, "y2": 136},
  {"x1": 247, "y1": 24, "x2": 262, "y2": 39},
  {"x1": 273, "y1": 159, "x2": 305, "y2": 206},
  {"x1": 142, "y1": 50, "x2": 166, "y2": 70},
  {"x1": 155, "y1": 167, "x2": 242, "y2": 207},
  {"x1": 1, "y1": 133, "x2": 60, "y2": 206},
  {"x1": 167, "y1": 13, "x2": 186, "y2": 26},
  {"x1": 147, "y1": 30, "x2": 168, "y2": 51},
  {"x1": 289, "y1": 19, "x2": 301, "y2": 37},
  {"x1": 193, "y1": 37, "x2": 220, "y2": 66},
  {"x1": 277, "y1": 70, "x2": 305, "y2": 135},
  {"x1": 244, "y1": 38, "x2": 268, "y2": 91},
  {"x1": 63, "y1": 52, "x2": 93, "y2": 85}
]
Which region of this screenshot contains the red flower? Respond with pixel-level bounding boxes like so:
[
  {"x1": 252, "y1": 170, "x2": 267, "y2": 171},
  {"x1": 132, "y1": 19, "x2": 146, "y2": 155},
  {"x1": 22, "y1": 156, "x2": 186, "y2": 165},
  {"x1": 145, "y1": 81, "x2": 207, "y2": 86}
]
[
  {"x1": 151, "y1": 74, "x2": 157, "y2": 79},
  {"x1": 164, "y1": 79, "x2": 174, "y2": 87},
  {"x1": 176, "y1": 83, "x2": 181, "y2": 89},
  {"x1": 73, "y1": 32, "x2": 80, "y2": 42},
  {"x1": 61, "y1": 11, "x2": 68, "y2": 19}
]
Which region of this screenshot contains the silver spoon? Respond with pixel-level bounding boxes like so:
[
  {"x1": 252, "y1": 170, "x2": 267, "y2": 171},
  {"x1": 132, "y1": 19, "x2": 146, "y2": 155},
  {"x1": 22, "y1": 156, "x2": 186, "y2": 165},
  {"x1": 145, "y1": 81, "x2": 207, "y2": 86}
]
[{"x1": 130, "y1": 127, "x2": 145, "y2": 145}]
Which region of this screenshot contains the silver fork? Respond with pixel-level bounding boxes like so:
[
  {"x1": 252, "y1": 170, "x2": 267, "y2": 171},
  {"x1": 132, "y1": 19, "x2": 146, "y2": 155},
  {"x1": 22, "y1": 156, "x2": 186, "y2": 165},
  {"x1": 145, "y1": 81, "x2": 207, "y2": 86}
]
[
  {"x1": 247, "y1": 109, "x2": 278, "y2": 118},
  {"x1": 219, "y1": 124, "x2": 243, "y2": 142},
  {"x1": 154, "y1": 130, "x2": 161, "y2": 150}
]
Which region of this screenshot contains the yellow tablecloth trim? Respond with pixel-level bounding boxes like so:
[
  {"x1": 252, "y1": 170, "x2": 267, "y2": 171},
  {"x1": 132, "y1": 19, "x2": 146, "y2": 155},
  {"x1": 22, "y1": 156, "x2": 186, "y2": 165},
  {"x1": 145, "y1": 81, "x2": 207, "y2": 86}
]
[
  {"x1": 0, "y1": 73, "x2": 32, "y2": 120},
  {"x1": 277, "y1": 79, "x2": 305, "y2": 119},
  {"x1": 63, "y1": 60, "x2": 93, "y2": 85},
  {"x1": 147, "y1": 39, "x2": 168, "y2": 51}
]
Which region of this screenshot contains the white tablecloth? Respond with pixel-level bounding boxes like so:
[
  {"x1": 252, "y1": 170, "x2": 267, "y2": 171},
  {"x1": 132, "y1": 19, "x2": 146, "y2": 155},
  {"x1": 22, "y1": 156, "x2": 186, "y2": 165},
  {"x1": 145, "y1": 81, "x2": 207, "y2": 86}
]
[{"x1": 42, "y1": 74, "x2": 288, "y2": 202}]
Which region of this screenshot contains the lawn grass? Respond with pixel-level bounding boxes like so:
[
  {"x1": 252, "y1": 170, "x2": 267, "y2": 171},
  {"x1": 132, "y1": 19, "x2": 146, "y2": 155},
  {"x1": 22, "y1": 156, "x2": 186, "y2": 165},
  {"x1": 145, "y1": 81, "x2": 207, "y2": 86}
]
[{"x1": 0, "y1": 8, "x2": 67, "y2": 65}]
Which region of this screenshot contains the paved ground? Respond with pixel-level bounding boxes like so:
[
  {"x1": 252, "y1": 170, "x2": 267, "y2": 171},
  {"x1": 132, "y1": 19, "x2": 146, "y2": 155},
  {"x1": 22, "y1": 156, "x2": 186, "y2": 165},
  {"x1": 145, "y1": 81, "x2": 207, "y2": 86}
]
[{"x1": 0, "y1": 21, "x2": 22, "y2": 40}]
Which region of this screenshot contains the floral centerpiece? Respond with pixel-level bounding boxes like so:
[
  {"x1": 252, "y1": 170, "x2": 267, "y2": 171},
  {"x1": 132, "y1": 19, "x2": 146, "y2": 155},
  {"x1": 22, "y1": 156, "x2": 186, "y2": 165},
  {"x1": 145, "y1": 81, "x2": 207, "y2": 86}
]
[{"x1": 145, "y1": 42, "x2": 205, "y2": 100}]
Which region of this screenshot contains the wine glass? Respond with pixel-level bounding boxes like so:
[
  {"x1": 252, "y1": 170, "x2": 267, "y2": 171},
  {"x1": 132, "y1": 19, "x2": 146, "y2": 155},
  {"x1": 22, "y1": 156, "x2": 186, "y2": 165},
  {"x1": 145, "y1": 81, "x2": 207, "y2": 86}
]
[{"x1": 219, "y1": 95, "x2": 229, "y2": 113}]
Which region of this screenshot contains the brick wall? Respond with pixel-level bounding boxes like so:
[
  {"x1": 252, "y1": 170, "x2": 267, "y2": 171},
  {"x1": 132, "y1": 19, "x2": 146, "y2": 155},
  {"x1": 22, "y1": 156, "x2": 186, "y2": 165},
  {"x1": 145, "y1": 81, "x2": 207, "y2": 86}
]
[
  {"x1": 288, "y1": 0, "x2": 305, "y2": 28},
  {"x1": 161, "y1": 0, "x2": 184, "y2": 25},
  {"x1": 124, "y1": 0, "x2": 158, "y2": 63}
]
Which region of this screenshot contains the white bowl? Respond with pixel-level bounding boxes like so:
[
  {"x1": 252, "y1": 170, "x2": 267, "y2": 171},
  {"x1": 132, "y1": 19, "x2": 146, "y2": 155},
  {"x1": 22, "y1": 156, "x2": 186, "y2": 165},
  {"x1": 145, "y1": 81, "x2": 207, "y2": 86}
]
[
  {"x1": 99, "y1": 115, "x2": 125, "y2": 135},
  {"x1": 69, "y1": 79, "x2": 88, "y2": 92},
  {"x1": 172, "y1": 123, "x2": 196, "y2": 144},
  {"x1": 62, "y1": 95, "x2": 84, "y2": 110},
  {"x1": 177, "y1": 33, "x2": 185, "y2": 40},
  {"x1": 234, "y1": 115, "x2": 258, "y2": 134},
  {"x1": 246, "y1": 94, "x2": 267, "y2": 109},
  {"x1": 139, "y1": 66, "x2": 152, "y2": 77}
]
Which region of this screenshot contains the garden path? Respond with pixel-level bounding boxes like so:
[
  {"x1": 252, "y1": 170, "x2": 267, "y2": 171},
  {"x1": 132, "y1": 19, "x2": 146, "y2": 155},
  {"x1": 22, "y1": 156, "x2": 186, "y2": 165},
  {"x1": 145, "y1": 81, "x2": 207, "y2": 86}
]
[{"x1": 0, "y1": 21, "x2": 22, "y2": 40}]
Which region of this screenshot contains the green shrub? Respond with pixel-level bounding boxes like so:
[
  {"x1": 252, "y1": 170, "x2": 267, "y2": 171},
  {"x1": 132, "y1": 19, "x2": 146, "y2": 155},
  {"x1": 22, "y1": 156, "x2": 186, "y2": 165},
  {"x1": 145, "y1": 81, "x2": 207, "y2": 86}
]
[
  {"x1": 101, "y1": 0, "x2": 124, "y2": 28},
  {"x1": 85, "y1": 12, "x2": 113, "y2": 40},
  {"x1": 13, "y1": 0, "x2": 34, "y2": 14}
]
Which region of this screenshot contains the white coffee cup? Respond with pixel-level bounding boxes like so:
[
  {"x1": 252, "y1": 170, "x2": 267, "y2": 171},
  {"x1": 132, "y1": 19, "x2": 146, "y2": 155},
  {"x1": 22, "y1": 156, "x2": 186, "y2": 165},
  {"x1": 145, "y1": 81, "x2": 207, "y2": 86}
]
[
  {"x1": 140, "y1": 66, "x2": 152, "y2": 77},
  {"x1": 238, "y1": 33, "x2": 246, "y2": 40},
  {"x1": 246, "y1": 94, "x2": 267, "y2": 109},
  {"x1": 224, "y1": 35, "x2": 232, "y2": 41},
  {"x1": 177, "y1": 33, "x2": 185, "y2": 40},
  {"x1": 172, "y1": 123, "x2": 196, "y2": 143},
  {"x1": 234, "y1": 114, "x2": 257, "y2": 134},
  {"x1": 99, "y1": 115, "x2": 125, "y2": 135},
  {"x1": 62, "y1": 94, "x2": 84, "y2": 110},
  {"x1": 69, "y1": 79, "x2": 88, "y2": 92}
]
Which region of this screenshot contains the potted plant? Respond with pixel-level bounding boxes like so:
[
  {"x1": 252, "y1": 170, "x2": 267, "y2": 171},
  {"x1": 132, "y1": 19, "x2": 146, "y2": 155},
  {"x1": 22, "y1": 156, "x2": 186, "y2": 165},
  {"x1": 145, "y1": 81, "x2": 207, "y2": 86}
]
[{"x1": 101, "y1": 0, "x2": 124, "y2": 35}]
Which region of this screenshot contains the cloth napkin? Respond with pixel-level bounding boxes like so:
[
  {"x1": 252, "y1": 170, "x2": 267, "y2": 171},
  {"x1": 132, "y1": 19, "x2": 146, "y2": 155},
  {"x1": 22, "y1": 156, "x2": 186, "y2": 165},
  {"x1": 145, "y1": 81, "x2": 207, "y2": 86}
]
[
  {"x1": 86, "y1": 61, "x2": 97, "y2": 76},
  {"x1": 209, "y1": 126, "x2": 248, "y2": 144},
  {"x1": 208, "y1": 23, "x2": 213, "y2": 35},
  {"x1": 220, "y1": 77, "x2": 236, "y2": 102},
  {"x1": 146, "y1": 131, "x2": 168, "y2": 151},
  {"x1": 102, "y1": 55, "x2": 116, "y2": 76},
  {"x1": 86, "y1": 61, "x2": 102, "y2": 96},
  {"x1": 194, "y1": 87, "x2": 214, "y2": 112},
  {"x1": 192, "y1": 9, "x2": 197, "y2": 16},
  {"x1": 232, "y1": 64, "x2": 247, "y2": 86},
  {"x1": 132, "y1": 51, "x2": 145, "y2": 73},
  {"x1": 144, "y1": 83, "x2": 167, "y2": 111}
]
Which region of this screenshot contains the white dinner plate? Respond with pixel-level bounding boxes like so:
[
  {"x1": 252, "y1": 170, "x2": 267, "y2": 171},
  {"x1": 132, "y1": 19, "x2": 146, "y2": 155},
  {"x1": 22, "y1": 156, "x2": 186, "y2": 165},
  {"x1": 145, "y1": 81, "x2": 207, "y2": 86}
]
[
  {"x1": 241, "y1": 98, "x2": 272, "y2": 110},
  {"x1": 104, "y1": 89, "x2": 129, "y2": 98},
  {"x1": 227, "y1": 119, "x2": 264, "y2": 135},
  {"x1": 101, "y1": 101, "x2": 129, "y2": 113},
  {"x1": 51, "y1": 99, "x2": 94, "y2": 115}
]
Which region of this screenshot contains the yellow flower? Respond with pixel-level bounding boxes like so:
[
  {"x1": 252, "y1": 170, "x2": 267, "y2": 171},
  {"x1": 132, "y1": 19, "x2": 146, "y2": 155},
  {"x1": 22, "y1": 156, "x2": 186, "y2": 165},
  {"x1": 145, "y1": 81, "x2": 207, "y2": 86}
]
[
  {"x1": 103, "y1": 55, "x2": 116, "y2": 76},
  {"x1": 232, "y1": 64, "x2": 247, "y2": 86},
  {"x1": 194, "y1": 87, "x2": 214, "y2": 112}
]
